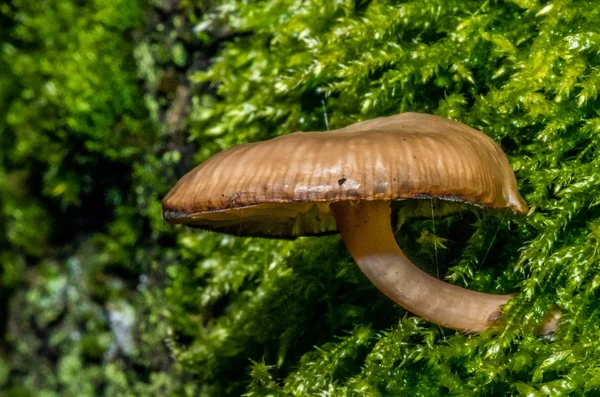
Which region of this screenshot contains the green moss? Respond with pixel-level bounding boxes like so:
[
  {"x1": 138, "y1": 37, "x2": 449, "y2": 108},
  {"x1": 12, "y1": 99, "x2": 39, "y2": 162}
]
[
  {"x1": 0, "y1": 0, "x2": 180, "y2": 395},
  {"x1": 4, "y1": 0, "x2": 600, "y2": 395},
  {"x1": 179, "y1": 0, "x2": 600, "y2": 395}
]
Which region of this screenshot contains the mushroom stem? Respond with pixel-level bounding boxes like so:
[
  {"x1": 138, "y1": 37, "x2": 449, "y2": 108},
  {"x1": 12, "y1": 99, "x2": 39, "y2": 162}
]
[{"x1": 330, "y1": 200, "x2": 512, "y2": 333}]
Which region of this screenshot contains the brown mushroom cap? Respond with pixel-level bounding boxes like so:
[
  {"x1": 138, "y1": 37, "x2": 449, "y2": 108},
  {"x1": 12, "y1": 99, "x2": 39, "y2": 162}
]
[{"x1": 162, "y1": 112, "x2": 527, "y2": 238}]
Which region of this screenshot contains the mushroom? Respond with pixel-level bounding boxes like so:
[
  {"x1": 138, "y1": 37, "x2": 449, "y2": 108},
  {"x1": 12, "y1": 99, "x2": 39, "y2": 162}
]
[{"x1": 162, "y1": 112, "x2": 534, "y2": 333}]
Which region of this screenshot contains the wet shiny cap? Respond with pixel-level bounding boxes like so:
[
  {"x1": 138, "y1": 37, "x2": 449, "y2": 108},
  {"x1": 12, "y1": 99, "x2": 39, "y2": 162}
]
[{"x1": 162, "y1": 112, "x2": 528, "y2": 238}]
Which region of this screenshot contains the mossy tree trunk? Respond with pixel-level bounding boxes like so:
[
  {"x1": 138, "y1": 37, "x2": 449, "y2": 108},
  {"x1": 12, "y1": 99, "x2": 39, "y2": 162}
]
[{"x1": 3, "y1": 0, "x2": 600, "y2": 396}]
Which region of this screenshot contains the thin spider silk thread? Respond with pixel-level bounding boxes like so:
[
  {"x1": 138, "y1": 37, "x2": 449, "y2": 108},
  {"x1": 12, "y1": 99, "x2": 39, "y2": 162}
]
[
  {"x1": 322, "y1": 99, "x2": 329, "y2": 131},
  {"x1": 238, "y1": 207, "x2": 244, "y2": 237},
  {"x1": 430, "y1": 199, "x2": 439, "y2": 278},
  {"x1": 479, "y1": 211, "x2": 507, "y2": 269}
]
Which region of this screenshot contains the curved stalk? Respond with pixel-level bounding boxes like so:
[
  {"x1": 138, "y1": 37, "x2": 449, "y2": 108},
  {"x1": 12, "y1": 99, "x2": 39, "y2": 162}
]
[{"x1": 330, "y1": 200, "x2": 512, "y2": 333}]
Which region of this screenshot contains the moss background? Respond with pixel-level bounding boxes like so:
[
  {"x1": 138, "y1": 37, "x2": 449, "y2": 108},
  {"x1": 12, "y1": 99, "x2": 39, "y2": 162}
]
[{"x1": 2, "y1": 0, "x2": 600, "y2": 395}]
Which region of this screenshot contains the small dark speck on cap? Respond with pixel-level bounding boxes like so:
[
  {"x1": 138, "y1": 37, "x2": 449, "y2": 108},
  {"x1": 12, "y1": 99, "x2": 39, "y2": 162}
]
[{"x1": 338, "y1": 177, "x2": 347, "y2": 186}]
